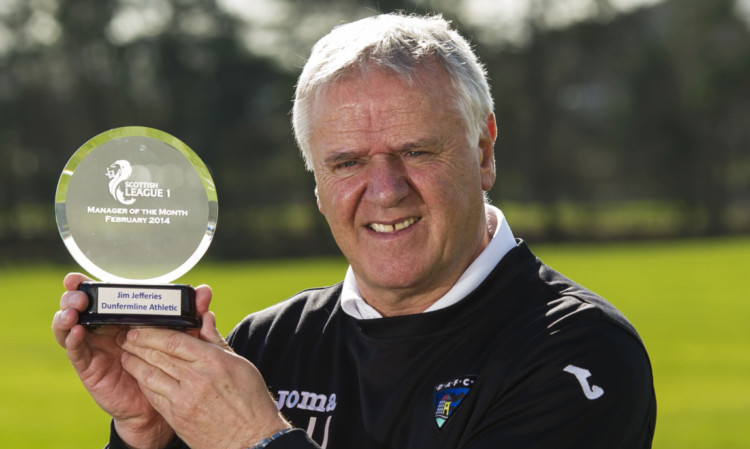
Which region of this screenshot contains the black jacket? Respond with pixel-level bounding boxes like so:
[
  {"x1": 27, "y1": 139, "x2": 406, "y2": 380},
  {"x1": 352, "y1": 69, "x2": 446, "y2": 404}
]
[{"x1": 110, "y1": 241, "x2": 656, "y2": 448}]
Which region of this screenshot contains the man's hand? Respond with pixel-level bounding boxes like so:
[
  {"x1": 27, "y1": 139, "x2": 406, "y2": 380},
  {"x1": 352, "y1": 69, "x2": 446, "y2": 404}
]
[
  {"x1": 118, "y1": 312, "x2": 290, "y2": 449},
  {"x1": 51, "y1": 273, "x2": 210, "y2": 449}
]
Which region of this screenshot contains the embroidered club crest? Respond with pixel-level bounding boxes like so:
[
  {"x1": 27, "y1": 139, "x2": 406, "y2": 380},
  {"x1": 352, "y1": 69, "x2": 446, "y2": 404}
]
[{"x1": 433, "y1": 376, "x2": 476, "y2": 429}]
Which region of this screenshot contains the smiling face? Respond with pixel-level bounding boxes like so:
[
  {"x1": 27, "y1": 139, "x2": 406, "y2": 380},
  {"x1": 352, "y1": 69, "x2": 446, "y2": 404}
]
[{"x1": 309, "y1": 68, "x2": 497, "y2": 316}]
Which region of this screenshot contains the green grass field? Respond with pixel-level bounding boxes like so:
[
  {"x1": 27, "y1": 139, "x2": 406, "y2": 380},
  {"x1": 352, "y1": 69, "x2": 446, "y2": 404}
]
[{"x1": 1, "y1": 237, "x2": 748, "y2": 448}]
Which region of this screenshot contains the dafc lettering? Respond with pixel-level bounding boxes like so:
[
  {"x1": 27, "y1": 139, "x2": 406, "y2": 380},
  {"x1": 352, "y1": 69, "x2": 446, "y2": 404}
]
[
  {"x1": 276, "y1": 390, "x2": 337, "y2": 413},
  {"x1": 434, "y1": 376, "x2": 476, "y2": 392}
]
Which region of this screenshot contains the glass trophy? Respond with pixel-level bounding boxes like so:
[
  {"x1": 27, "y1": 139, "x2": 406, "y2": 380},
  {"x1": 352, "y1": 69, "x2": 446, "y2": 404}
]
[{"x1": 55, "y1": 127, "x2": 218, "y2": 328}]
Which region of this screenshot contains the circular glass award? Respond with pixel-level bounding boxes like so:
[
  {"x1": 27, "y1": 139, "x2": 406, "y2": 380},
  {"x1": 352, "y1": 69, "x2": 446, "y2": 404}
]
[{"x1": 55, "y1": 127, "x2": 218, "y2": 328}]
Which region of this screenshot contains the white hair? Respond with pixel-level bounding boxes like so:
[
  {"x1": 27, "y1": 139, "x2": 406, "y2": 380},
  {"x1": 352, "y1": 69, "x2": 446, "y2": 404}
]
[{"x1": 292, "y1": 13, "x2": 494, "y2": 171}]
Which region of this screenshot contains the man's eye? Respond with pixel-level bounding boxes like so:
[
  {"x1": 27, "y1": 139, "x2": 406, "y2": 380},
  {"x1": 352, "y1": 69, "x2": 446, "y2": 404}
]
[
  {"x1": 337, "y1": 160, "x2": 358, "y2": 169},
  {"x1": 406, "y1": 151, "x2": 425, "y2": 158}
]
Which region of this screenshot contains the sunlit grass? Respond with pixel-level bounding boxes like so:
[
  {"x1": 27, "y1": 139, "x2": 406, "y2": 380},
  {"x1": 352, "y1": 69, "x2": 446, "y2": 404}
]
[{"x1": 2, "y1": 238, "x2": 748, "y2": 448}]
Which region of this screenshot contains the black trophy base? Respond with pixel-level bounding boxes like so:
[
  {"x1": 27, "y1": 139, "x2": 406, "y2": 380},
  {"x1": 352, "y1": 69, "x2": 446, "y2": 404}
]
[{"x1": 78, "y1": 282, "x2": 201, "y2": 328}]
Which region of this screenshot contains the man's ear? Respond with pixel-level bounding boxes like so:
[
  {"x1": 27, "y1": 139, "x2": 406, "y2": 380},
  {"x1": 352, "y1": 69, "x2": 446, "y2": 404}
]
[
  {"x1": 479, "y1": 113, "x2": 497, "y2": 192},
  {"x1": 315, "y1": 186, "x2": 323, "y2": 213}
]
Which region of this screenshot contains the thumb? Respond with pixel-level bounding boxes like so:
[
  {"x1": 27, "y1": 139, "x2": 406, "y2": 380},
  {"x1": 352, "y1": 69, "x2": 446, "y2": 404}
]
[
  {"x1": 194, "y1": 284, "x2": 213, "y2": 316},
  {"x1": 199, "y1": 311, "x2": 232, "y2": 352}
]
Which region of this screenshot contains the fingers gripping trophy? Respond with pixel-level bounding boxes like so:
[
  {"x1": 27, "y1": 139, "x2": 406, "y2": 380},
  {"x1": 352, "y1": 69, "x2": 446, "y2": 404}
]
[{"x1": 55, "y1": 127, "x2": 218, "y2": 328}]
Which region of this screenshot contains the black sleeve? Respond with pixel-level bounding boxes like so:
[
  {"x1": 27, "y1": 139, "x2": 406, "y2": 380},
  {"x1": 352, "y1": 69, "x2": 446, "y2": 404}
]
[
  {"x1": 262, "y1": 429, "x2": 322, "y2": 448},
  {"x1": 105, "y1": 420, "x2": 186, "y2": 449},
  {"x1": 464, "y1": 322, "x2": 656, "y2": 448},
  {"x1": 106, "y1": 422, "x2": 320, "y2": 449}
]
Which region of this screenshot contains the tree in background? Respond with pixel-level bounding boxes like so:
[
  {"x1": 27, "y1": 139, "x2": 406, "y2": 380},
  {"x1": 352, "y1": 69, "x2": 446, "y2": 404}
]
[{"x1": 1, "y1": 0, "x2": 749, "y2": 262}]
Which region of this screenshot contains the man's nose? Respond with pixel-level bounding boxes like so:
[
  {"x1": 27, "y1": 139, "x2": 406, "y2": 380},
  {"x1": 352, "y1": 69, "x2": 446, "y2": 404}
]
[{"x1": 364, "y1": 155, "x2": 410, "y2": 207}]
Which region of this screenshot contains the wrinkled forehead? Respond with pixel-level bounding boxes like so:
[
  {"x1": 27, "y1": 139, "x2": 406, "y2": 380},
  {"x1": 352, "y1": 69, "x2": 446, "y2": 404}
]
[
  {"x1": 313, "y1": 72, "x2": 462, "y2": 140},
  {"x1": 311, "y1": 78, "x2": 436, "y2": 137},
  {"x1": 309, "y1": 62, "x2": 457, "y2": 118}
]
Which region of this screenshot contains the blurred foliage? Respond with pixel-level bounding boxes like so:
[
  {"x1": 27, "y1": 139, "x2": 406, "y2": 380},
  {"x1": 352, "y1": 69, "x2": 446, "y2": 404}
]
[{"x1": 1, "y1": 0, "x2": 749, "y2": 262}]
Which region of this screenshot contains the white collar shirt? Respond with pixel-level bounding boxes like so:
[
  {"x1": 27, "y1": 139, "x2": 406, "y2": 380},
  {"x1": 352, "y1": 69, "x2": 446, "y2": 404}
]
[{"x1": 340, "y1": 205, "x2": 516, "y2": 320}]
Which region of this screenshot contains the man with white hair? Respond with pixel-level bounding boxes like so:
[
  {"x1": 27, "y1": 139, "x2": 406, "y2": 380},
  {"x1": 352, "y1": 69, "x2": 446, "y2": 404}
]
[{"x1": 54, "y1": 13, "x2": 656, "y2": 449}]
